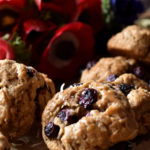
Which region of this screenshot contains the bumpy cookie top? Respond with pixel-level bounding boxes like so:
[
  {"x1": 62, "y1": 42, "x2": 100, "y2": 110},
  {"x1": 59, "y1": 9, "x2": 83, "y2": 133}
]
[
  {"x1": 80, "y1": 56, "x2": 136, "y2": 83},
  {"x1": 42, "y1": 82, "x2": 138, "y2": 150},
  {"x1": 111, "y1": 73, "x2": 150, "y2": 134},
  {"x1": 0, "y1": 132, "x2": 10, "y2": 150},
  {"x1": 0, "y1": 59, "x2": 55, "y2": 139},
  {"x1": 107, "y1": 25, "x2": 150, "y2": 64}
]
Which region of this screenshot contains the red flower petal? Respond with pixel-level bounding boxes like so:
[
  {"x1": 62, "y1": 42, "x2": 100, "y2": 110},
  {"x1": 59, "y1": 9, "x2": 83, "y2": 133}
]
[
  {"x1": 74, "y1": 0, "x2": 102, "y2": 34},
  {"x1": 0, "y1": 0, "x2": 26, "y2": 11},
  {"x1": 34, "y1": 0, "x2": 42, "y2": 10},
  {"x1": 23, "y1": 19, "x2": 57, "y2": 41},
  {"x1": 0, "y1": 38, "x2": 15, "y2": 60},
  {"x1": 35, "y1": 0, "x2": 76, "y2": 20},
  {"x1": 23, "y1": 19, "x2": 57, "y2": 65},
  {"x1": 0, "y1": 0, "x2": 27, "y2": 35},
  {"x1": 39, "y1": 22, "x2": 95, "y2": 80}
]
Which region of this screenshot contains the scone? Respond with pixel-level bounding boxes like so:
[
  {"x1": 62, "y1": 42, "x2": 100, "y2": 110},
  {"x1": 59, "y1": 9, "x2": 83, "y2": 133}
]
[
  {"x1": 42, "y1": 82, "x2": 138, "y2": 150},
  {"x1": 107, "y1": 25, "x2": 150, "y2": 64},
  {"x1": 0, "y1": 59, "x2": 55, "y2": 140},
  {"x1": 111, "y1": 73, "x2": 150, "y2": 134},
  {"x1": 80, "y1": 56, "x2": 136, "y2": 83}
]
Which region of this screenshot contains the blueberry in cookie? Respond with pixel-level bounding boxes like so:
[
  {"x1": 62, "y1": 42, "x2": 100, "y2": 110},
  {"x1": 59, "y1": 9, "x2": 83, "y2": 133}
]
[
  {"x1": 80, "y1": 56, "x2": 136, "y2": 83},
  {"x1": 0, "y1": 59, "x2": 55, "y2": 142},
  {"x1": 42, "y1": 81, "x2": 138, "y2": 150}
]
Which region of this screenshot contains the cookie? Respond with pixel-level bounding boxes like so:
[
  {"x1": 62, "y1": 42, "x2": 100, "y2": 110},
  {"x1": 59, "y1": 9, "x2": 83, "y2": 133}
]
[
  {"x1": 111, "y1": 73, "x2": 150, "y2": 134},
  {"x1": 42, "y1": 82, "x2": 138, "y2": 150},
  {"x1": 0, "y1": 59, "x2": 55, "y2": 140},
  {"x1": 0, "y1": 132, "x2": 10, "y2": 150},
  {"x1": 128, "y1": 88, "x2": 150, "y2": 134},
  {"x1": 37, "y1": 73, "x2": 55, "y2": 115},
  {"x1": 80, "y1": 56, "x2": 136, "y2": 83},
  {"x1": 107, "y1": 25, "x2": 150, "y2": 64},
  {"x1": 113, "y1": 73, "x2": 150, "y2": 90}
]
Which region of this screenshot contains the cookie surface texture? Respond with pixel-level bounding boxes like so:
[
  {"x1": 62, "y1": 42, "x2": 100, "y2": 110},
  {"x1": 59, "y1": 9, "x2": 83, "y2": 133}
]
[
  {"x1": 80, "y1": 56, "x2": 136, "y2": 83},
  {"x1": 107, "y1": 25, "x2": 150, "y2": 64},
  {"x1": 0, "y1": 59, "x2": 55, "y2": 139},
  {"x1": 42, "y1": 82, "x2": 138, "y2": 150}
]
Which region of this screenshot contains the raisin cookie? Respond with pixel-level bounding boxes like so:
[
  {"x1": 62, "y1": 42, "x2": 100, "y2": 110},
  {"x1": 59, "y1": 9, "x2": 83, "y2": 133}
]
[
  {"x1": 111, "y1": 73, "x2": 150, "y2": 134},
  {"x1": 42, "y1": 82, "x2": 138, "y2": 150},
  {"x1": 80, "y1": 56, "x2": 136, "y2": 83},
  {"x1": 0, "y1": 59, "x2": 55, "y2": 140},
  {"x1": 0, "y1": 132, "x2": 10, "y2": 150},
  {"x1": 107, "y1": 25, "x2": 150, "y2": 64}
]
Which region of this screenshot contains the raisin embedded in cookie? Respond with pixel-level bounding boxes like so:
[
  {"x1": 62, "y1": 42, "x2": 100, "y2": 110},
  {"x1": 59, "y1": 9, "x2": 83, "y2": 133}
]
[
  {"x1": 80, "y1": 56, "x2": 136, "y2": 83},
  {"x1": 42, "y1": 82, "x2": 138, "y2": 150},
  {"x1": 107, "y1": 25, "x2": 150, "y2": 64},
  {"x1": 0, "y1": 59, "x2": 55, "y2": 140},
  {"x1": 113, "y1": 73, "x2": 150, "y2": 90},
  {"x1": 112, "y1": 73, "x2": 150, "y2": 134}
]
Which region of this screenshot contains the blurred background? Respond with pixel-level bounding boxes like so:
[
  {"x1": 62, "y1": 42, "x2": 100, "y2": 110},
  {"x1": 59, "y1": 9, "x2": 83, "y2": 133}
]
[{"x1": 0, "y1": 0, "x2": 149, "y2": 84}]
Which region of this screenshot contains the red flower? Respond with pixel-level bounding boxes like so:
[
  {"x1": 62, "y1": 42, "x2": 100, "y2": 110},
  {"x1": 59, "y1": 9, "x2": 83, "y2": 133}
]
[
  {"x1": 0, "y1": 38, "x2": 15, "y2": 60},
  {"x1": 0, "y1": 0, "x2": 26, "y2": 10},
  {"x1": 22, "y1": 19, "x2": 57, "y2": 65},
  {"x1": 39, "y1": 22, "x2": 95, "y2": 80},
  {"x1": 74, "y1": 0, "x2": 102, "y2": 34},
  {"x1": 34, "y1": 0, "x2": 41, "y2": 10},
  {"x1": 23, "y1": 19, "x2": 57, "y2": 41},
  {"x1": 34, "y1": 0, "x2": 76, "y2": 20},
  {"x1": 0, "y1": 0, "x2": 26, "y2": 35}
]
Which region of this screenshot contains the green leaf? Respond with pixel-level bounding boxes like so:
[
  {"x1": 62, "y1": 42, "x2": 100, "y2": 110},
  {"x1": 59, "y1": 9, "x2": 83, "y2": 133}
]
[
  {"x1": 9, "y1": 33, "x2": 32, "y2": 65},
  {"x1": 102, "y1": 0, "x2": 115, "y2": 28}
]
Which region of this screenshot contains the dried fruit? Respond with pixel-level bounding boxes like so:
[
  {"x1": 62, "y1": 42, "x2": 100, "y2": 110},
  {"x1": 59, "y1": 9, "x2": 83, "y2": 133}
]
[
  {"x1": 44, "y1": 122, "x2": 60, "y2": 139},
  {"x1": 86, "y1": 61, "x2": 96, "y2": 70},
  {"x1": 57, "y1": 109, "x2": 77, "y2": 124},
  {"x1": 106, "y1": 74, "x2": 117, "y2": 82},
  {"x1": 26, "y1": 68, "x2": 36, "y2": 77},
  {"x1": 118, "y1": 84, "x2": 134, "y2": 95},
  {"x1": 133, "y1": 66, "x2": 145, "y2": 79},
  {"x1": 79, "y1": 88, "x2": 98, "y2": 109}
]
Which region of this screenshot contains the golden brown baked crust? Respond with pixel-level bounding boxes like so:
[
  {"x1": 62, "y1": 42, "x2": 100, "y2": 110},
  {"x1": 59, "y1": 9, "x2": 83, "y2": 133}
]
[
  {"x1": 128, "y1": 88, "x2": 150, "y2": 134},
  {"x1": 42, "y1": 82, "x2": 138, "y2": 150},
  {"x1": 107, "y1": 25, "x2": 150, "y2": 64},
  {"x1": 0, "y1": 59, "x2": 55, "y2": 140},
  {"x1": 80, "y1": 56, "x2": 136, "y2": 83},
  {"x1": 0, "y1": 132, "x2": 10, "y2": 150},
  {"x1": 38, "y1": 73, "x2": 55, "y2": 114},
  {"x1": 112, "y1": 73, "x2": 150, "y2": 134},
  {"x1": 113, "y1": 73, "x2": 150, "y2": 90}
]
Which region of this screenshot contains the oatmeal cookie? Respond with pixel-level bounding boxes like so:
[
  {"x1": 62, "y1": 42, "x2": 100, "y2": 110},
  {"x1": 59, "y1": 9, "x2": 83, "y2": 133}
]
[
  {"x1": 0, "y1": 59, "x2": 55, "y2": 139},
  {"x1": 107, "y1": 25, "x2": 150, "y2": 64},
  {"x1": 37, "y1": 73, "x2": 55, "y2": 115},
  {"x1": 113, "y1": 73, "x2": 150, "y2": 90},
  {"x1": 42, "y1": 82, "x2": 138, "y2": 150},
  {"x1": 0, "y1": 132, "x2": 10, "y2": 150},
  {"x1": 80, "y1": 56, "x2": 136, "y2": 83},
  {"x1": 111, "y1": 73, "x2": 150, "y2": 134}
]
